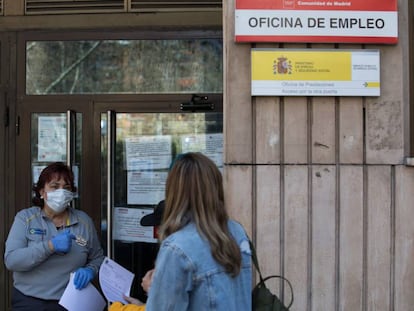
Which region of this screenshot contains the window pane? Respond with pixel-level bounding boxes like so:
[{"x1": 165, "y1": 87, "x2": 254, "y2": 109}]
[
  {"x1": 26, "y1": 39, "x2": 223, "y2": 94},
  {"x1": 30, "y1": 112, "x2": 83, "y2": 209},
  {"x1": 100, "y1": 111, "x2": 223, "y2": 301}
]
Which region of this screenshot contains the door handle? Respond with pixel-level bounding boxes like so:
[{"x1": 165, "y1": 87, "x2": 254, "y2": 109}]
[
  {"x1": 66, "y1": 110, "x2": 76, "y2": 168},
  {"x1": 106, "y1": 110, "x2": 115, "y2": 259}
]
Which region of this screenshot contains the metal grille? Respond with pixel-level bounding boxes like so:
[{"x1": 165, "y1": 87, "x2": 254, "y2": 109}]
[
  {"x1": 25, "y1": 0, "x2": 221, "y2": 15},
  {"x1": 129, "y1": 0, "x2": 222, "y2": 12},
  {"x1": 25, "y1": 0, "x2": 126, "y2": 15}
]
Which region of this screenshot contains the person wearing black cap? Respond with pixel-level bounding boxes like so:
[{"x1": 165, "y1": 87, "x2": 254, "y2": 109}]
[
  {"x1": 109, "y1": 200, "x2": 164, "y2": 311},
  {"x1": 140, "y1": 200, "x2": 165, "y2": 237},
  {"x1": 139, "y1": 200, "x2": 165, "y2": 292}
]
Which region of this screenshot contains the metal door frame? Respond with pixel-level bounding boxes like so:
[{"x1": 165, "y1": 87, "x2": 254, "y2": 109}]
[
  {"x1": 15, "y1": 98, "x2": 96, "y2": 217},
  {"x1": 93, "y1": 95, "x2": 223, "y2": 257},
  {"x1": 8, "y1": 28, "x2": 223, "y2": 309}
]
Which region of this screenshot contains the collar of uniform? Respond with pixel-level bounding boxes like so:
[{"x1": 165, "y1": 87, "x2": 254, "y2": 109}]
[{"x1": 40, "y1": 207, "x2": 79, "y2": 227}]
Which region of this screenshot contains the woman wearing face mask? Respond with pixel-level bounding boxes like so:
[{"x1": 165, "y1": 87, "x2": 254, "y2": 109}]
[{"x1": 4, "y1": 162, "x2": 104, "y2": 311}]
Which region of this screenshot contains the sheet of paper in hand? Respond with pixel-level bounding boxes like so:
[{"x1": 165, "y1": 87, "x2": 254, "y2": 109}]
[
  {"x1": 59, "y1": 272, "x2": 106, "y2": 311},
  {"x1": 99, "y1": 257, "x2": 135, "y2": 304}
]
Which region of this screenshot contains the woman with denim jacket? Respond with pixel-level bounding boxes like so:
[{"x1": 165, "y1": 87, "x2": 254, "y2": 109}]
[{"x1": 145, "y1": 152, "x2": 252, "y2": 311}]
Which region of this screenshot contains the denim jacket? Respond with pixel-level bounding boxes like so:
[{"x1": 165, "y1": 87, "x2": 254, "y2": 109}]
[{"x1": 146, "y1": 220, "x2": 252, "y2": 311}]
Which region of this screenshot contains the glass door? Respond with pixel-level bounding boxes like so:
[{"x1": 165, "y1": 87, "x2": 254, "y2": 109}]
[
  {"x1": 30, "y1": 111, "x2": 82, "y2": 208},
  {"x1": 12, "y1": 31, "x2": 224, "y2": 309},
  {"x1": 100, "y1": 109, "x2": 223, "y2": 301},
  {"x1": 15, "y1": 100, "x2": 97, "y2": 221},
  {"x1": 14, "y1": 98, "x2": 223, "y2": 303}
]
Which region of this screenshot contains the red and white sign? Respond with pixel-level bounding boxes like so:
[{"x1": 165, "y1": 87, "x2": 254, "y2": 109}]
[{"x1": 235, "y1": 0, "x2": 398, "y2": 44}]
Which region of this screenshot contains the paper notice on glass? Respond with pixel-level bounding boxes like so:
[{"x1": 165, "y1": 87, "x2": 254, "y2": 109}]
[
  {"x1": 127, "y1": 171, "x2": 167, "y2": 205},
  {"x1": 125, "y1": 135, "x2": 172, "y2": 170},
  {"x1": 113, "y1": 207, "x2": 158, "y2": 243},
  {"x1": 38, "y1": 115, "x2": 67, "y2": 162},
  {"x1": 59, "y1": 273, "x2": 106, "y2": 311},
  {"x1": 32, "y1": 165, "x2": 46, "y2": 185},
  {"x1": 99, "y1": 257, "x2": 135, "y2": 304},
  {"x1": 181, "y1": 133, "x2": 223, "y2": 167}
]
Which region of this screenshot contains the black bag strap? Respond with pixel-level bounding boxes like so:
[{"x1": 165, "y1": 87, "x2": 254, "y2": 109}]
[
  {"x1": 249, "y1": 239, "x2": 265, "y2": 282},
  {"x1": 249, "y1": 239, "x2": 294, "y2": 309}
]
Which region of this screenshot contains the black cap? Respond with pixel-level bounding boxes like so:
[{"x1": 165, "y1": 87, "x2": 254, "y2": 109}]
[{"x1": 140, "y1": 200, "x2": 165, "y2": 226}]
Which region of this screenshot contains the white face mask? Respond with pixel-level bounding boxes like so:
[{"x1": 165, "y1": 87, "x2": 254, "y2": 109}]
[{"x1": 45, "y1": 189, "x2": 75, "y2": 213}]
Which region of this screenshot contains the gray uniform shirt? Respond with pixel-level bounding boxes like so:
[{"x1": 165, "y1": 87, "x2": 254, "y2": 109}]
[{"x1": 4, "y1": 206, "x2": 104, "y2": 300}]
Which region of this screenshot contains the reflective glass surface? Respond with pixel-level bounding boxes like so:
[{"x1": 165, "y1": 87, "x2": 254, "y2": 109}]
[
  {"x1": 100, "y1": 111, "x2": 223, "y2": 301},
  {"x1": 26, "y1": 39, "x2": 223, "y2": 94}
]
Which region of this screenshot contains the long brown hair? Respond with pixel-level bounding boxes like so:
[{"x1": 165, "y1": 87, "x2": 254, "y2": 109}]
[{"x1": 160, "y1": 152, "x2": 241, "y2": 276}]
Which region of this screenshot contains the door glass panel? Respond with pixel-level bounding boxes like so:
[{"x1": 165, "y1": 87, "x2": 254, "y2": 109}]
[
  {"x1": 101, "y1": 111, "x2": 223, "y2": 301},
  {"x1": 26, "y1": 39, "x2": 223, "y2": 95},
  {"x1": 31, "y1": 113, "x2": 82, "y2": 209}
]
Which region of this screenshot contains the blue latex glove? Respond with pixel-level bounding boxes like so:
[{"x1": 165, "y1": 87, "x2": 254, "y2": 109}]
[
  {"x1": 51, "y1": 229, "x2": 76, "y2": 253},
  {"x1": 74, "y1": 267, "x2": 95, "y2": 290}
]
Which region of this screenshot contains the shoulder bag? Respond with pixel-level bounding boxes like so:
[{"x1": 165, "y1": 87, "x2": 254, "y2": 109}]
[{"x1": 249, "y1": 240, "x2": 294, "y2": 311}]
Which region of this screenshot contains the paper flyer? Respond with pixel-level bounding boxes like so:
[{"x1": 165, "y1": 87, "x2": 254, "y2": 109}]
[{"x1": 99, "y1": 257, "x2": 135, "y2": 304}]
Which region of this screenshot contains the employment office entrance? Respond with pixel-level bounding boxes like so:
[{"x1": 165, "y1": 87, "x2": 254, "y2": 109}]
[{"x1": 11, "y1": 31, "x2": 223, "y2": 303}]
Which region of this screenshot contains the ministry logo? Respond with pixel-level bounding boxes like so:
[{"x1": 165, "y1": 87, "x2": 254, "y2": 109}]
[{"x1": 273, "y1": 56, "x2": 292, "y2": 75}]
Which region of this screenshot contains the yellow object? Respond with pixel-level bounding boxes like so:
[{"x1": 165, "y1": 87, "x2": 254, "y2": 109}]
[
  {"x1": 252, "y1": 50, "x2": 352, "y2": 81},
  {"x1": 109, "y1": 302, "x2": 146, "y2": 311}
]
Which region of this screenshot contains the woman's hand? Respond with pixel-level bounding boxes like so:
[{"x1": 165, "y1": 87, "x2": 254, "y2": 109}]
[
  {"x1": 123, "y1": 295, "x2": 144, "y2": 305},
  {"x1": 49, "y1": 229, "x2": 76, "y2": 253},
  {"x1": 141, "y1": 268, "x2": 155, "y2": 293}
]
